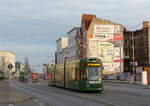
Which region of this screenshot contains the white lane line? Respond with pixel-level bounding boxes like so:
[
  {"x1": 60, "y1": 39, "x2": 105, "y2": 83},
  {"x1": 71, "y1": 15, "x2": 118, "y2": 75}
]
[
  {"x1": 34, "y1": 99, "x2": 40, "y2": 102},
  {"x1": 38, "y1": 102, "x2": 45, "y2": 105},
  {"x1": 9, "y1": 104, "x2": 14, "y2": 106}
]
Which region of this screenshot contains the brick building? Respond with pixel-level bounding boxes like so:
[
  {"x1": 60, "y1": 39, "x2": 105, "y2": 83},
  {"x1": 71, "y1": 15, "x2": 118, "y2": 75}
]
[{"x1": 124, "y1": 21, "x2": 150, "y2": 73}]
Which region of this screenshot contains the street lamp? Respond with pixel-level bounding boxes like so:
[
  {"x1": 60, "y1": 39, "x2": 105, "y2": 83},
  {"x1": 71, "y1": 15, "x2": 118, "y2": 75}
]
[
  {"x1": 58, "y1": 49, "x2": 68, "y2": 88},
  {"x1": 131, "y1": 31, "x2": 136, "y2": 81},
  {"x1": 62, "y1": 51, "x2": 68, "y2": 88}
]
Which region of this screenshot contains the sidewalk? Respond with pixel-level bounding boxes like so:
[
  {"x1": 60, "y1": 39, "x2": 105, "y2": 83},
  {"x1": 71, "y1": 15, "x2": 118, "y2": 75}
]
[
  {"x1": 9, "y1": 89, "x2": 32, "y2": 104},
  {"x1": 0, "y1": 80, "x2": 9, "y2": 105},
  {"x1": 0, "y1": 80, "x2": 32, "y2": 105},
  {"x1": 103, "y1": 79, "x2": 150, "y2": 87}
]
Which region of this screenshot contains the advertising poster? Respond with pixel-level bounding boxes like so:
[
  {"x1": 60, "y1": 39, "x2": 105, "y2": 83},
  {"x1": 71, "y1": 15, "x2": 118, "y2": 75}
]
[
  {"x1": 89, "y1": 24, "x2": 123, "y2": 73},
  {"x1": 114, "y1": 25, "x2": 121, "y2": 34},
  {"x1": 103, "y1": 63, "x2": 113, "y2": 72},
  {"x1": 94, "y1": 34, "x2": 114, "y2": 41},
  {"x1": 112, "y1": 63, "x2": 120, "y2": 72},
  {"x1": 114, "y1": 47, "x2": 121, "y2": 63},
  {"x1": 98, "y1": 42, "x2": 114, "y2": 63},
  {"x1": 103, "y1": 62, "x2": 120, "y2": 72},
  {"x1": 88, "y1": 40, "x2": 97, "y2": 58},
  {"x1": 94, "y1": 25, "x2": 114, "y2": 34},
  {"x1": 114, "y1": 34, "x2": 123, "y2": 40}
]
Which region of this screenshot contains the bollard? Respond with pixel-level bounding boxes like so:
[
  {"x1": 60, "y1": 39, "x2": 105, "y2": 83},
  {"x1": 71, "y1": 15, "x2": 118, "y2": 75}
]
[{"x1": 142, "y1": 71, "x2": 148, "y2": 85}]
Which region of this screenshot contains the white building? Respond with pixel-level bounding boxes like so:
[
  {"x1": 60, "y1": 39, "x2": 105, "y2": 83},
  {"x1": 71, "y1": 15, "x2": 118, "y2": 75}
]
[
  {"x1": 56, "y1": 37, "x2": 68, "y2": 64},
  {"x1": 0, "y1": 51, "x2": 16, "y2": 79},
  {"x1": 67, "y1": 27, "x2": 81, "y2": 62}
]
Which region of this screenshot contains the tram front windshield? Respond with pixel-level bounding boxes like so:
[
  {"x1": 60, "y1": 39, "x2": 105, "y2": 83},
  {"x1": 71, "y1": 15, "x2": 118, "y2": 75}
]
[{"x1": 87, "y1": 67, "x2": 101, "y2": 80}]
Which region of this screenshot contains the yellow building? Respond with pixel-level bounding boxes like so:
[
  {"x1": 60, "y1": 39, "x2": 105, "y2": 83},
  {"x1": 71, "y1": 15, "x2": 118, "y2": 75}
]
[{"x1": 0, "y1": 51, "x2": 16, "y2": 79}]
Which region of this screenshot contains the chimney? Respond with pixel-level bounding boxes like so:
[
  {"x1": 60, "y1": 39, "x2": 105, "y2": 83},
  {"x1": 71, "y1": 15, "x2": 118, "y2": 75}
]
[{"x1": 143, "y1": 21, "x2": 149, "y2": 29}]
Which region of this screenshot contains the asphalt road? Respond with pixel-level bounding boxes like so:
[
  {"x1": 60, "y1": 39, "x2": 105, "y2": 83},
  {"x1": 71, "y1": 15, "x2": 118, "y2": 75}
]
[{"x1": 10, "y1": 79, "x2": 150, "y2": 106}]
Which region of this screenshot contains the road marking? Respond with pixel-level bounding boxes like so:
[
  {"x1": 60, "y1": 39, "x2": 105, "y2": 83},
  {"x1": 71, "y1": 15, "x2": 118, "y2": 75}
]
[
  {"x1": 39, "y1": 103, "x2": 45, "y2": 106},
  {"x1": 34, "y1": 99, "x2": 39, "y2": 102},
  {"x1": 9, "y1": 104, "x2": 14, "y2": 106}
]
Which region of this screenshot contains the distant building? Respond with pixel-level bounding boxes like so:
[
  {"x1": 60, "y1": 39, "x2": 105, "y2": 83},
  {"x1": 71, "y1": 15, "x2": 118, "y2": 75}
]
[
  {"x1": 124, "y1": 21, "x2": 150, "y2": 73},
  {"x1": 55, "y1": 14, "x2": 125, "y2": 75},
  {"x1": 56, "y1": 37, "x2": 68, "y2": 64},
  {"x1": 0, "y1": 51, "x2": 16, "y2": 79},
  {"x1": 49, "y1": 60, "x2": 55, "y2": 66},
  {"x1": 15, "y1": 62, "x2": 24, "y2": 78},
  {"x1": 67, "y1": 27, "x2": 81, "y2": 62}
]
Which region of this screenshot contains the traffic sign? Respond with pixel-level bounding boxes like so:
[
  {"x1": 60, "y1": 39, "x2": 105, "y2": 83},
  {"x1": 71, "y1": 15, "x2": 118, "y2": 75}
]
[
  {"x1": 136, "y1": 66, "x2": 143, "y2": 73},
  {"x1": 8, "y1": 63, "x2": 13, "y2": 69},
  {"x1": 130, "y1": 61, "x2": 138, "y2": 66}
]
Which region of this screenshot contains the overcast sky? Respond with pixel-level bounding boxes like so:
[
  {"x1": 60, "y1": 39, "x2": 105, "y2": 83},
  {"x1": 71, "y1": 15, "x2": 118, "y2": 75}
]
[{"x1": 0, "y1": 0, "x2": 149, "y2": 72}]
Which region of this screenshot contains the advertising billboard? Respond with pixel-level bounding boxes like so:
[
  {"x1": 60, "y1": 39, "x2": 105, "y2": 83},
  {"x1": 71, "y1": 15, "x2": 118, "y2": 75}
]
[
  {"x1": 94, "y1": 25, "x2": 114, "y2": 34},
  {"x1": 94, "y1": 34, "x2": 114, "y2": 41},
  {"x1": 88, "y1": 24, "x2": 124, "y2": 74},
  {"x1": 114, "y1": 47, "x2": 121, "y2": 63},
  {"x1": 98, "y1": 42, "x2": 114, "y2": 63}
]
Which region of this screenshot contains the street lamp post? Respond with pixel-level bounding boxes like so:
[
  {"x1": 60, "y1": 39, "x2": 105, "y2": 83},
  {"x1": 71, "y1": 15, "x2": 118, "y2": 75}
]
[
  {"x1": 64, "y1": 56, "x2": 67, "y2": 88},
  {"x1": 60, "y1": 50, "x2": 68, "y2": 88},
  {"x1": 132, "y1": 31, "x2": 136, "y2": 81}
]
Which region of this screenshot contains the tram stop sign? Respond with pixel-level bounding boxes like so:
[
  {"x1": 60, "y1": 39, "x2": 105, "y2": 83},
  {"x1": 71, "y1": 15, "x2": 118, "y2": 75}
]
[{"x1": 8, "y1": 63, "x2": 13, "y2": 69}]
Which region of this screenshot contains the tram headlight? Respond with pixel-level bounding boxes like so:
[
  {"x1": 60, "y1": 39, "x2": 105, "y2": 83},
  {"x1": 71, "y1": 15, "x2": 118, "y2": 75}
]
[
  {"x1": 88, "y1": 80, "x2": 101, "y2": 84},
  {"x1": 89, "y1": 81, "x2": 94, "y2": 84},
  {"x1": 98, "y1": 80, "x2": 101, "y2": 83}
]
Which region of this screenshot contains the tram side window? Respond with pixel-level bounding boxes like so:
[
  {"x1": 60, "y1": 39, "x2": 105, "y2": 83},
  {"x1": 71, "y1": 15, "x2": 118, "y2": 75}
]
[
  {"x1": 80, "y1": 67, "x2": 83, "y2": 80},
  {"x1": 80, "y1": 67, "x2": 86, "y2": 80},
  {"x1": 71, "y1": 67, "x2": 75, "y2": 80},
  {"x1": 83, "y1": 67, "x2": 87, "y2": 80},
  {"x1": 75, "y1": 67, "x2": 78, "y2": 80}
]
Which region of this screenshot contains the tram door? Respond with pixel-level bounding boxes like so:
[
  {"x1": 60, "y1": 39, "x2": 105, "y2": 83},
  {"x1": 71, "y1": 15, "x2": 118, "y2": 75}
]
[{"x1": 80, "y1": 64, "x2": 87, "y2": 84}]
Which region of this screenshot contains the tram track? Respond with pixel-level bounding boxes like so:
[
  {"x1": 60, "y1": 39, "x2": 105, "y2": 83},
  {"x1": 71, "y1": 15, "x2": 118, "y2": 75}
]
[
  {"x1": 12, "y1": 80, "x2": 116, "y2": 106},
  {"x1": 17, "y1": 80, "x2": 150, "y2": 106}
]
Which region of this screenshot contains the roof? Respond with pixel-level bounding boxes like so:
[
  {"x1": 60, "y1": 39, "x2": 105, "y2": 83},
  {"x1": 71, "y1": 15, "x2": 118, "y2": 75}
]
[
  {"x1": 56, "y1": 37, "x2": 68, "y2": 42},
  {"x1": 0, "y1": 50, "x2": 16, "y2": 55},
  {"x1": 67, "y1": 27, "x2": 81, "y2": 34},
  {"x1": 81, "y1": 14, "x2": 96, "y2": 31}
]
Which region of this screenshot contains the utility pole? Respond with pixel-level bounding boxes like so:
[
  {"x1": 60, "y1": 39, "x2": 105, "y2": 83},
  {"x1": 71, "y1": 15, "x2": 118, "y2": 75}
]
[
  {"x1": 132, "y1": 31, "x2": 136, "y2": 81},
  {"x1": 62, "y1": 51, "x2": 68, "y2": 88},
  {"x1": 64, "y1": 56, "x2": 67, "y2": 88}
]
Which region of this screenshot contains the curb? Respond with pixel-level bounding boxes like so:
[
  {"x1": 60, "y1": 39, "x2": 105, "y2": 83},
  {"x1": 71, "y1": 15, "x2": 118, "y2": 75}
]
[
  {"x1": 103, "y1": 80, "x2": 141, "y2": 85},
  {"x1": 9, "y1": 96, "x2": 32, "y2": 104}
]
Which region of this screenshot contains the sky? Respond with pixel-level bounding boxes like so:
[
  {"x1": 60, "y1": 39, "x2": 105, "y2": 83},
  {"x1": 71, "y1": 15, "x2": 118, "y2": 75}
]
[{"x1": 0, "y1": 0, "x2": 150, "y2": 72}]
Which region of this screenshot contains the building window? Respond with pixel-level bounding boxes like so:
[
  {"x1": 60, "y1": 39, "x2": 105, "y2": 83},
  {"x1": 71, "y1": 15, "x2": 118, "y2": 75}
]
[{"x1": 1, "y1": 56, "x2": 5, "y2": 62}]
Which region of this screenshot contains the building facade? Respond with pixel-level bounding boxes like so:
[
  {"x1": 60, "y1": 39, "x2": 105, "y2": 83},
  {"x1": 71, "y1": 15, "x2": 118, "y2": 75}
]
[
  {"x1": 81, "y1": 14, "x2": 124, "y2": 75},
  {"x1": 56, "y1": 37, "x2": 68, "y2": 64},
  {"x1": 55, "y1": 14, "x2": 124, "y2": 75},
  {"x1": 124, "y1": 21, "x2": 150, "y2": 73},
  {"x1": 0, "y1": 51, "x2": 16, "y2": 79},
  {"x1": 67, "y1": 27, "x2": 81, "y2": 62}
]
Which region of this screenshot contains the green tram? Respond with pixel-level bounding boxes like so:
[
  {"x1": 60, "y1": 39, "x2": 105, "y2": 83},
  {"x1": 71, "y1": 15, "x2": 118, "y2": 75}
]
[{"x1": 47, "y1": 58, "x2": 103, "y2": 91}]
